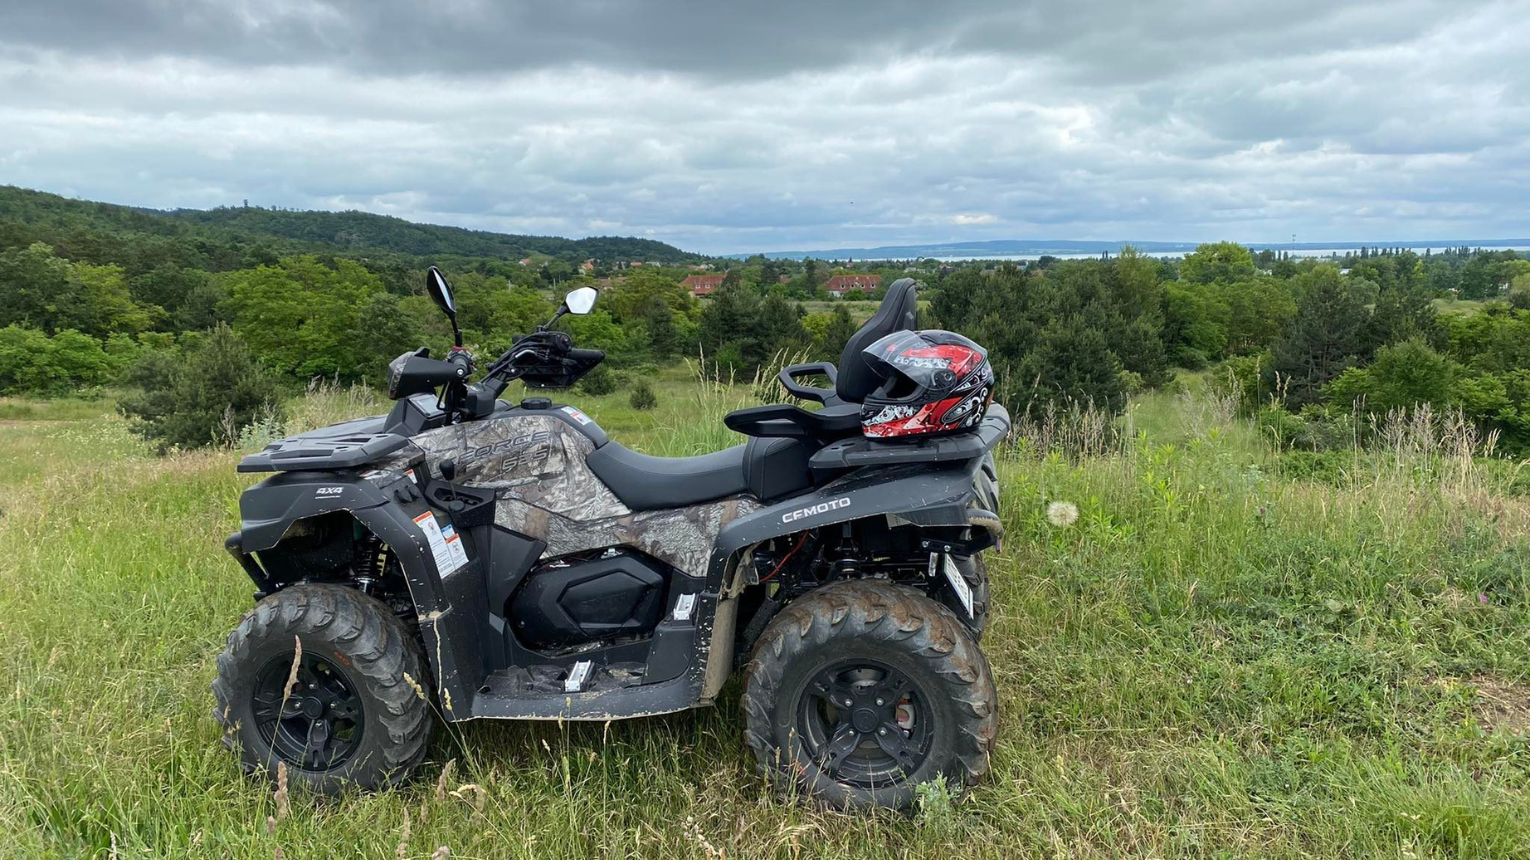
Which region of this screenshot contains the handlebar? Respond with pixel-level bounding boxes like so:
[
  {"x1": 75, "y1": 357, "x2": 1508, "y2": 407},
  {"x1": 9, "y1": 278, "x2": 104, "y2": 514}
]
[
  {"x1": 430, "y1": 330, "x2": 605, "y2": 404},
  {"x1": 446, "y1": 347, "x2": 475, "y2": 373}
]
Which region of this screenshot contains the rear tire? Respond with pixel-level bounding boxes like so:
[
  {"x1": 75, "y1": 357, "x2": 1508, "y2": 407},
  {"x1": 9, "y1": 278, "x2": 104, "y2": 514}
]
[
  {"x1": 741, "y1": 580, "x2": 998, "y2": 810},
  {"x1": 212, "y1": 584, "x2": 433, "y2": 794}
]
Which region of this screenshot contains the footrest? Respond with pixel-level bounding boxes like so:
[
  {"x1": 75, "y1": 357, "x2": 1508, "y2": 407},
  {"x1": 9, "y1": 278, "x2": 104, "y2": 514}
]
[{"x1": 470, "y1": 664, "x2": 696, "y2": 721}]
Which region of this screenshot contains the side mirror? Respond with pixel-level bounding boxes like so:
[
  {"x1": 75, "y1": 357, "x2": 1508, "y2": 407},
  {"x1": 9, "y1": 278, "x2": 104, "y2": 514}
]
[
  {"x1": 427, "y1": 266, "x2": 457, "y2": 314},
  {"x1": 564, "y1": 286, "x2": 598, "y2": 315},
  {"x1": 425, "y1": 266, "x2": 463, "y2": 346}
]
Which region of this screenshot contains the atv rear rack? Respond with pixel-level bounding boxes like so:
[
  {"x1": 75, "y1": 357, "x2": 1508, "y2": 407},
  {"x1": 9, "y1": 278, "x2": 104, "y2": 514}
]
[{"x1": 807, "y1": 404, "x2": 1010, "y2": 471}]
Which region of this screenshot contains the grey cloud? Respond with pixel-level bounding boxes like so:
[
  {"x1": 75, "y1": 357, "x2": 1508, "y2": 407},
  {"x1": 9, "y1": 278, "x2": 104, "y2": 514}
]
[
  {"x1": 0, "y1": 0, "x2": 1007, "y2": 78},
  {"x1": 0, "y1": 1, "x2": 1495, "y2": 82},
  {"x1": 1, "y1": 0, "x2": 1527, "y2": 253}
]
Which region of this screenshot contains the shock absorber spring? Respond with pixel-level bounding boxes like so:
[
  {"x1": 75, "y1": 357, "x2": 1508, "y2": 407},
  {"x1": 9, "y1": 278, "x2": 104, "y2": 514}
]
[{"x1": 354, "y1": 533, "x2": 388, "y2": 592}]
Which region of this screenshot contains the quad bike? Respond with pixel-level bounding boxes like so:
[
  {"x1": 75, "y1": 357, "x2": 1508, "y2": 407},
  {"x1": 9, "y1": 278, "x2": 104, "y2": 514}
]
[{"x1": 214, "y1": 270, "x2": 1007, "y2": 809}]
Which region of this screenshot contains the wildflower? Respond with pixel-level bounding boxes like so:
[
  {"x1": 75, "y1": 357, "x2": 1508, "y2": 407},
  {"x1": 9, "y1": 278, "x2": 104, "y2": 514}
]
[
  {"x1": 1046, "y1": 501, "x2": 1079, "y2": 527},
  {"x1": 435, "y1": 758, "x2": 456, "y2": 802},
  {"x1": 274, "y1": 761, "x2": 289, "y2": 819},
  {"x1": 281, "y1": 637, "x2": 303, "y2": 703},
  {"x1": 403, "y1": 672, "x2": 427, "y2": 701},
  {"x1": 396, "y1": 808, "x2": 411, "y2": 860}
]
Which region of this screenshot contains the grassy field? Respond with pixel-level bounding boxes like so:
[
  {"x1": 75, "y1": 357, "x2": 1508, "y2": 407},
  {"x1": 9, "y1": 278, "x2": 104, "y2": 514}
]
[
  {"x1": 3, "y1": 370, "x2": 1530, "y2": 858},
  {"x1": 1433, "y1": 297, "x2": 1490, "y2": 317},
  {"x1": 795, "y1": 299, "x2": 931, "y2": 324}
]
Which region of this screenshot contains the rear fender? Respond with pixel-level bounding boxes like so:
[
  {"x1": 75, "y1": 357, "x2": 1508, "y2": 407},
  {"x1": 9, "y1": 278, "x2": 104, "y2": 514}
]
[
  {"x1": 708, "y1": 457, "x2": 995, "y2": 578},
  {"x1": 693, "y1": 458, "x2": 1001, "y2": 701}
]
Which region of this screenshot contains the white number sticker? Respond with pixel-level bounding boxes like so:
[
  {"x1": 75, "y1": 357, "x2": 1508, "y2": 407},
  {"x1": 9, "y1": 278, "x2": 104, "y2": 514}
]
[{"x1": 940, "y1": 553, "x2": 973, "y2": 617}]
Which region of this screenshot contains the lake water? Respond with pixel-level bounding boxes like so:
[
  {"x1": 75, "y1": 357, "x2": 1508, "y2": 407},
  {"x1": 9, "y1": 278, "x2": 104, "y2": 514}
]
[{"x1": 858, "y1": 245, "x2": 1529, "y2": 263}]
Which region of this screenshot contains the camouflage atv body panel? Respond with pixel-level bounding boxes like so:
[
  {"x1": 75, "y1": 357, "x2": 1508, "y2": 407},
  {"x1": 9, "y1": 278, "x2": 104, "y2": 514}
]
[
  {"x1": 410, "y1": 413, "x2": 630, "y2": 520},
  {"x1": 495, "y1": 495, "x2": 758, "y2": 579},
  {"x1": 363, "y1": 410, "x2": 752, "y2": 577}
]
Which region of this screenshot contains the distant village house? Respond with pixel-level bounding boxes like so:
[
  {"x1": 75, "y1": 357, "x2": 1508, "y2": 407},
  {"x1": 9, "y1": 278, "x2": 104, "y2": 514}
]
[
  {"x1": 682, "y1": 274, "x2": 726, "y2": 297},
  {"x1": 824, "y1": 274, "x2": 881, "y2": 298}
]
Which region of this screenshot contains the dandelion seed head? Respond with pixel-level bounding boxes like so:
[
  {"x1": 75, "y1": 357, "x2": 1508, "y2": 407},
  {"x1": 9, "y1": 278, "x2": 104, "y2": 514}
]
[{"x1": 1047, "y1": 501, "x2": 1079, "y2": 527}]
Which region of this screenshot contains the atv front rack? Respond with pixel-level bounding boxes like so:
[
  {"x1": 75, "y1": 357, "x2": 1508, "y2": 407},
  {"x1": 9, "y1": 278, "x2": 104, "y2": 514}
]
[{"x1": 237, "y1": 431, "x2": 411, "y2": 473}]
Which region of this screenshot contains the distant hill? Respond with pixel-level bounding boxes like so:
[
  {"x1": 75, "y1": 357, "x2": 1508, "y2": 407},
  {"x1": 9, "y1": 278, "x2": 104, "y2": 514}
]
[
  {"x1": 740, "y1": 238, "x2": 1530, "y2": 260},
  {"x1": 0, "y1": 185, "x2": 699, "y2": 264}
]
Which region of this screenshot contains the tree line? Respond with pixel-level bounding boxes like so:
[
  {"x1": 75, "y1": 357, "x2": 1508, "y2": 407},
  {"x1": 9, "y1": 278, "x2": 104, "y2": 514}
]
[
  {"x1": 927, "y1": 241, "x2": 1530, "y2": 454},
  {"x1": 3, "y1": 181, "x2": 1530, "y2": 454}
]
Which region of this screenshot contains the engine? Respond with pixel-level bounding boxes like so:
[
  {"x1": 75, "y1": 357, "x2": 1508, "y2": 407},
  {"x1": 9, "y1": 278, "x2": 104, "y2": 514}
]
[{"x1": 509, "y1": 549, "x2": 670, "y2": 650}]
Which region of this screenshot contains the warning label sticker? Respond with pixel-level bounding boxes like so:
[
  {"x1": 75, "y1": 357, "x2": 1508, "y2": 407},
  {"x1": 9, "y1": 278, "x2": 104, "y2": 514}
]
[
  {"x1": 413, "y1": 511, "x2": 466, "y2": 576},
  {"x1": 439, "y1": 523, "x2": 470, "y2": 571}
]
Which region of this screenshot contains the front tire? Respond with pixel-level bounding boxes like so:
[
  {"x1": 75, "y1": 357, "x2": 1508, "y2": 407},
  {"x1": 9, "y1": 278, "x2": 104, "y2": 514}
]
[
  {"x1": 741, "y1": 580, "x2": 998, "y2": 810},
  {"x1": 212, "y1": 584, "x2": 434, "y2": 794}
]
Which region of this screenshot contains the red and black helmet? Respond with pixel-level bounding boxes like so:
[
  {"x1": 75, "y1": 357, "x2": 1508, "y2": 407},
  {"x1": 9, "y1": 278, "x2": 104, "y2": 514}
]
[{"x1": 859, "y1": 330, "x2": 994, "y2": 439}]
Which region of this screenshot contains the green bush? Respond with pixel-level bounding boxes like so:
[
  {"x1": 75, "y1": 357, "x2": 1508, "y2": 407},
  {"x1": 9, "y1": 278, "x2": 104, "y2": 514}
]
[
  {"x1": 578, "y1": 362, "x2": 618, "y2": 396},
  {"x1": 1216, "y1": 353, "x2": 1270, "y2": 410},
  {"x1": 1278, "y1": 449, "x2": 1357, "y2": 485},
  {"x1": 0, "y1": 325, "x2": 125, "y2": 395},
  {"x1": 118, "y1": 323, "x2": 285, "y2": 452},
  {"x1": 1171, "y1": 346, "x2": 1210, "y2": 370},
  {"x1": 1257, "y1": 403, "x2": 1359, "y2": 452},
  {"x1": 1256, "y1": 405, "x2": 1310, "y2": 451},
  {"x1": 1326, "y1": 338, "x2": 1457, "y2": 414},
  {"x1": 1295, "y1": 404, "x2": 1359, "y2": 451},
  {"x1": 629, "y1": 379, "x2": 658, "y2": 410}
]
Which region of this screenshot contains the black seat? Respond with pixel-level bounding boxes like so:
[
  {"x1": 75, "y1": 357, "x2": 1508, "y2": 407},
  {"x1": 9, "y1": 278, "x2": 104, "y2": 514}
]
[
  {"x1": 835, "y1": 277, "x2": 918, "y2": 404},
  {"x1": 590, "y1": 281, "x2": 923, "y2": 509},
  {"x1": 586, "y1": 436, "x2": 813, "y2": 511}
]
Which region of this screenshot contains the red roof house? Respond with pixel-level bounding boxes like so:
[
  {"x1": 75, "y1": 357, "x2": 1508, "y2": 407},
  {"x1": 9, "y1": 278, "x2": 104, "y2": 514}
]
[
  {"x1": 824, "y1": 274, "x2": 881, "y2": 297},
  {"x1": 682, "y1": 274, "x2": 726, "y2": 297}
]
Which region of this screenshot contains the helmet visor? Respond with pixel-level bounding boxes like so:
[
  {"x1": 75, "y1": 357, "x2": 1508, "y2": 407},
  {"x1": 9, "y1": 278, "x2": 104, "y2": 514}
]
[{"x1": 864, "y1": 331, "x2": 985, "y2": 393}]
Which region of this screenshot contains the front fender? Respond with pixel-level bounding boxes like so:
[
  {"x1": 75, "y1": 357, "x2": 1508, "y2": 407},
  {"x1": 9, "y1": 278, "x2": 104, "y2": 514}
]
[
  {"x1": 225, "y1": 469, "x2": 474, "y2": 717},
  {"x1": 234, "y1": 471, "x2": 390, "y2": 553}
]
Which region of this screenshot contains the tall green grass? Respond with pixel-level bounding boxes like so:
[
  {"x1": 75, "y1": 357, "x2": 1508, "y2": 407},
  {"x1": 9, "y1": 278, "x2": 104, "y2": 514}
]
[{"x1": 2, "y1": 378, "x2": 1529, "y2": 858}]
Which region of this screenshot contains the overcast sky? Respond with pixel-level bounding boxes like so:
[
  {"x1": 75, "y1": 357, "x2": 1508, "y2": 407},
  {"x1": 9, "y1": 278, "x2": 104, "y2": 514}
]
[{"x1": 2, "y1": 1, "x2": 1527, "y2": 254}]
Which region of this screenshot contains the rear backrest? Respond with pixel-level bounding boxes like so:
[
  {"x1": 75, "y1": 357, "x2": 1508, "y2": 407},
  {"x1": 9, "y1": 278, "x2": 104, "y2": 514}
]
[{"x1": 835, "y1": 277, "x2": 919, "y2": 404}]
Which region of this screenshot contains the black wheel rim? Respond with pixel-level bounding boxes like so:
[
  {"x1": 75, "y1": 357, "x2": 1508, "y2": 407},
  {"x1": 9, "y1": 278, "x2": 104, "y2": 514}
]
[
  {"x1": 795, "y1": 658, "x2": 933, "y2": 788},
  {"x1": 252, "y1": 652, "x2": 365, "y2": 771}
]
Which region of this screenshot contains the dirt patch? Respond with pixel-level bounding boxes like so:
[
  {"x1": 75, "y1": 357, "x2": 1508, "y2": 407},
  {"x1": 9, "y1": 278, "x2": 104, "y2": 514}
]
[{"x1": 1471, "y1": 676, "x2": 1530, "y2": 735}]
